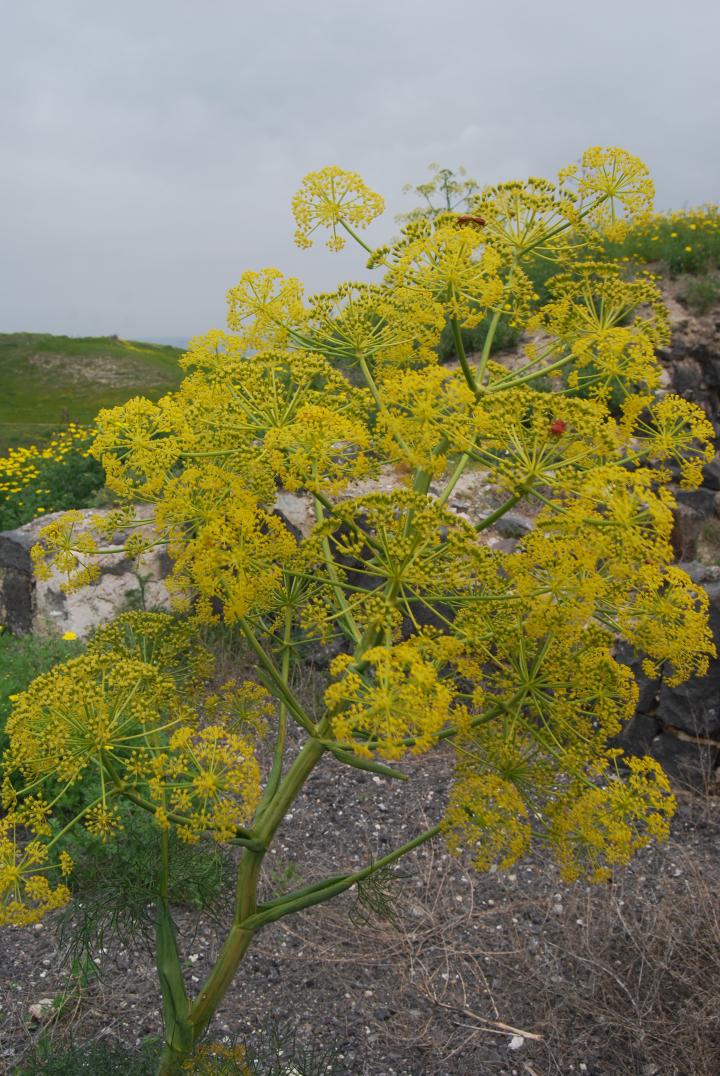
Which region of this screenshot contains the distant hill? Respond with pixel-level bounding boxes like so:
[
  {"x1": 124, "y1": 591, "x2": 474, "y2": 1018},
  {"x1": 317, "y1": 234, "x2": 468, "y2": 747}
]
[
  {"x1": 144, "y1": 336, "x2": 191, "y2": 349},
  {"x1": 0, "y1": 333, "x2": 185, "y2": 451}
]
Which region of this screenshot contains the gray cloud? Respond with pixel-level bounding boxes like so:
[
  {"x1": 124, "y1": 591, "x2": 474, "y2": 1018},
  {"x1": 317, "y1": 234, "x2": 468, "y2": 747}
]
[{"x1": 1, "y1": 0, "x2": 718, "y2": 339}]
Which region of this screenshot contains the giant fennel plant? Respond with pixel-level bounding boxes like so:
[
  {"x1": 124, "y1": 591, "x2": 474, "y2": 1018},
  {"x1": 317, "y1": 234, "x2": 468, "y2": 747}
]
[{"x1": 1, "y1": 147, "x2": 717, "y2": 1073}]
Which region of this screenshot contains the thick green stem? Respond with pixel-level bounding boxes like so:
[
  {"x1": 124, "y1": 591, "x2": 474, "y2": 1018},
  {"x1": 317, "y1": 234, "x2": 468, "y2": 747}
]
[
  {"x1": 339, "y1": 218, "x2": 375, "y2": 256},
  {"x1": 475, "y1": 492, "x2": 523, "y2": 532},
  {"x1": 238, "y1": 620, "x2": 315, "y2": 734},
  {"x1": 313, "y1": 494, "x2": 362, "y2": 645},
  {"x1": 475, "y1": 307, "x2": 503, "y2": 384},
  {"x1": 357, "y1": 353, "x2": 412, "y2": 459},
  {"x1": 476, "y1": 258, "x2": 518, "y2": 385},
  {"x1": 450, "y1": 318, "x2": 478, "y2": 395},
  {"x1": 256, "y1": 608, "x2": 292, "y2": 817},
  {"x1": 248, "y1": 822, "x2": 442, "y2": 928},
  {"x1": 182, "y1": 734, "x2": 327, "y2": 1050},
  {"x1": 489, "y1": 348, "x2": 575, "y2": 390},
  {"x1": 156, "y1": 830, "x2": 192, "y2": 1073},
  {"x1": 437, "y1": 451, "x2": 471, "y2": 506}
]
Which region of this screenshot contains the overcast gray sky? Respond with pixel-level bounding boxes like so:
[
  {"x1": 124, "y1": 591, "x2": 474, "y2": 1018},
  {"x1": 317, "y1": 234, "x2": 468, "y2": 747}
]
[{"x1": 1, "y1": 0, "x2": 718, "y2": 341}]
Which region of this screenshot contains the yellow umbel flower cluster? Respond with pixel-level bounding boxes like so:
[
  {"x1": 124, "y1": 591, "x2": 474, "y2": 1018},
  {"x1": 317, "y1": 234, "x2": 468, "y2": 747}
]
[
  {"x1": 1, "y1": 813, "x2": 71, "y2": 926},
  {"x1": 442, "y1": 774, "x2": 531, "y2": 871},
  {"x1": 226, "y1": 268, "x2": 307, "y2": 350},
  {"x1": 470, "y1": 175, "x2": 578, "y2": 261},
  {"x1": 548, "y1": 756, "x2": 675, "y2": 883},
  {"x1": 17, "y1": 149, "x2": 717, "y2": 900},
  {"x1": 324, "y1": 633, "x2": 462, "y2": 759},
  {"x1": 292, "y1": 165, "x2": 385, "y2": 250},
  {"x1": 0, "y1": 614, "x2": 266, "y2": 923},
  {"x1": 559, "y1": 146, "x2": 655, "y2": 239},
  {"x1": 387, "y1": 222, "x2": 505, "y2": 327},
  {"x1": 150, "y1": 725, "x2": 261, "y2": 842},
  {"x1": 542, "y1": 262, "x2": 669, "y2": 401}
]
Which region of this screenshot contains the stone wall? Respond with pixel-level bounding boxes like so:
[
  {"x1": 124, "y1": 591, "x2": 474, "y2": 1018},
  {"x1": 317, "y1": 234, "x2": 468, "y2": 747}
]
[{"x1": 613, "y1": 283, "x2": 720, "y2": 785}]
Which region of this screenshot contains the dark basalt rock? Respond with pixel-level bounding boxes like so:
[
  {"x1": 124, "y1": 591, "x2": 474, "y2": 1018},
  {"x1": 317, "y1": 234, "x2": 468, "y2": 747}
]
[
  {"x1": 615, "y1": 640, "x2": 662, "y2": 713},
  {"x1": 673, "y1": 486, "x2": 717, "y2": 518},
  {"x1": 647, "y1": 732, "x2": 719, "y2": 791},
  {"x1": 611, "y1": 713, "x2": 661, "y2": 757},
  {"x1": 670, "y1": 503, "x2": 702, "y2": 560},
  {"x1": 702, "y1": 453, "x2": 720, "y2": 490}
]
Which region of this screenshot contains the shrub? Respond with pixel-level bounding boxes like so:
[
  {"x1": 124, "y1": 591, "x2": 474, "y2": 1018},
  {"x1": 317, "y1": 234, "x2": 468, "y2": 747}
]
[
  {"x1": 1, "y1": 147, "x2": 717, "y2": 1075},
  {"x1": 680, "y1": 271, "x2": 720, "y2": 314}
]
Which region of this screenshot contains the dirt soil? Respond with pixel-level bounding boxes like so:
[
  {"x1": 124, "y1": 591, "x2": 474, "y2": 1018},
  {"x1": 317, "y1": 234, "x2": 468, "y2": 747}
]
[{"x1": 2, "y1": 729, "x2": 719, "y2": 1076}]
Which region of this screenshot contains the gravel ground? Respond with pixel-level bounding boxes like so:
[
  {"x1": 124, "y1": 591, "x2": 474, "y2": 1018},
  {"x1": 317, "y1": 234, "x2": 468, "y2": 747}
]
[{"x1": 2, "y1": 730, "x2": 720, "y2": 1076}]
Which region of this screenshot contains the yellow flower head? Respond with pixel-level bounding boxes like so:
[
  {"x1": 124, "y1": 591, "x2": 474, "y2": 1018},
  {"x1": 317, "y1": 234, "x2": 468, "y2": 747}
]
[
  {"x1": 264, "y1": 402, "x2": 373, "y2": 494},
  {"x1": 3, "y1": 653, "x2": 187, "y2": 790},
  {"x1": 377, "y1": 365, "x2": 475, "y2": 473},
  {"x1": 88, "y1": 611, "x2": 215, "y2": 693},
  {"x1": 92, "y1": 396, "x2": 180, "y2": 501},
  {"x1": 559, "y1": 146, "x2": 655, "y2": 239},
  {"x1": 621, "y1": 394, "x2": 715, "y2": 489},
  {"x1": 305, "y1": 281, "x2": 444, "y2": 370},
  {"x1": 324, "y1": 634, "x2": 460, "y2": 759},
  {"x1": 292, "y1": 166, "x2": 385, "y2": 250},
  {"x1": 1, "y1": 814, "x2": 71, "y2": 927},
  {"x1": 152, "y1": 725, "x2": 262, "y2": 842},
  {"x1": 470, "y1": 175, "x2": 578, "y2": 260},
  {"x1": 226, "y1": 267, "x2": 307, "y2": 350},
  {"x1": 386, "y1": 221, "x2": 504, "y2": 328},
  {"x1": 442, "y1": 774, "x2": 531, "y2": 872},
  {"x1": 157, "y1": 467, "x2": 297, "y2": 624},
  {"x1": 548, "y1": 756, "x2": 676, "y2": 883}
]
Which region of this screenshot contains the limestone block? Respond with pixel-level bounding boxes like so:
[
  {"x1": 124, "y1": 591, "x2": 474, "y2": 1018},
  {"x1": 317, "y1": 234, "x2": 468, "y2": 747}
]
[{"x1": 0, "y1": 508, "x2": 171, "y2": 639}]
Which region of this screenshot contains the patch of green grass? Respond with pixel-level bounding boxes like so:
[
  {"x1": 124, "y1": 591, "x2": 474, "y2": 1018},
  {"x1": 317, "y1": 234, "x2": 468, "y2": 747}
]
[
  {"x1": 0, "y1": 427, "x2": 106, "y2": 530},
  {"x1": 604, "y1": 205, "x2": 720, "y2": 276},
  {"x1": 0, "y1": 333, "x2": 184, "y2": 452}
]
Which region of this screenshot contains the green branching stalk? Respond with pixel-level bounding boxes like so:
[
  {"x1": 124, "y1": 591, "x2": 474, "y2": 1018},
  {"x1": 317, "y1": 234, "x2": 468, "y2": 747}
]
[
  {"x1": 313, "y1": 493, "x2": 362, "y2": 645},
  {"x1": 155, "y1": 830, "x2": 192, "y2": 1072},
  {"x1": 238, "y1": 620, "x2": 316, "y2": 734},
  {"x1": 255, "y1": 607, "x2": 293, "y2": 816},
  {"x1": 247, "y1": 822, "x2": 442, "y2": 929},
  {"x1": 450, "y1": 317, "x2": 478, "y2": 395},
  {"x1": 475, "y1": 492, "x2": 524, "y2": 532}
]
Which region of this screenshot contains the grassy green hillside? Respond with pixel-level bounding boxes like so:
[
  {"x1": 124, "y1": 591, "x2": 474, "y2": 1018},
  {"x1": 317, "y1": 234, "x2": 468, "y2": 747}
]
[{"x1": 0, "y1": 333, "x2": 184, "y2": 451}]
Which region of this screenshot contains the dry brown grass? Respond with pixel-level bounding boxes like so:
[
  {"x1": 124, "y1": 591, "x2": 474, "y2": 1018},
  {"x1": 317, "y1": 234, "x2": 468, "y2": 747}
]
[{"x1": 257, "y1": 797, "x2": 720, "y2": 1075}]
